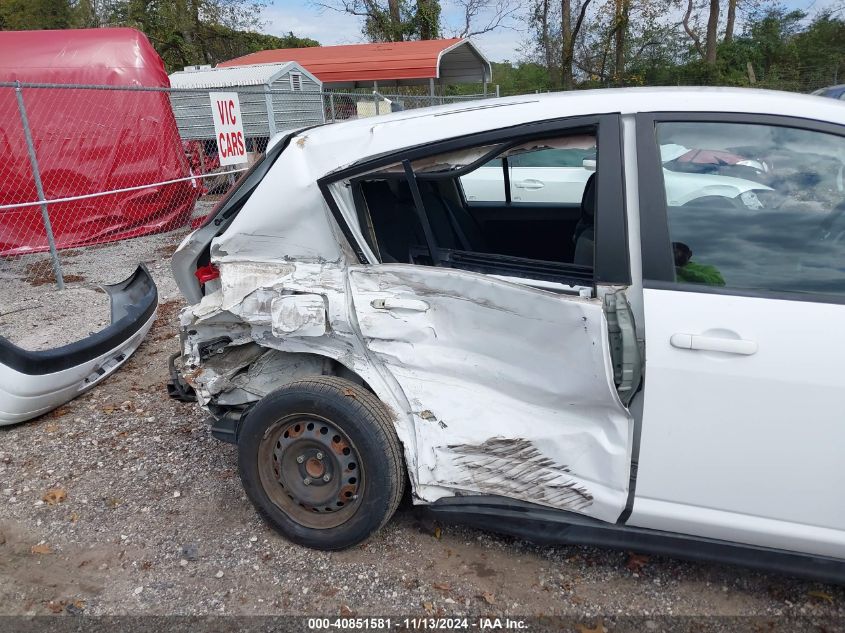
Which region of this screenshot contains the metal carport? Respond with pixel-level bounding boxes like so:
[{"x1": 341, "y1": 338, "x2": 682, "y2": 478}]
[{"x1": 218, "y1": 38, "x2": 493, "y2": 96}]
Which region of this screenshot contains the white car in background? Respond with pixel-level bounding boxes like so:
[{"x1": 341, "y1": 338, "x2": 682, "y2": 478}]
[{"x1": 460, "y1": 142, "x2": 771, "y2": 208}]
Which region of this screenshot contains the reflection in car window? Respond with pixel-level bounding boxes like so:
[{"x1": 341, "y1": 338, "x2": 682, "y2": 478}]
[
  {"x1": 658, "y1": 122, "x2": 845, "y2": 296},
  {"x1": 459, "y1": 137, "x2": 597, "y2": 204},
  {"x1": 508, "y1": 148, "x2": 594, "y2": 168}
]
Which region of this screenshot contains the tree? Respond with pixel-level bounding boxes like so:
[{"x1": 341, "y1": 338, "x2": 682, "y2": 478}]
[
  {"x1": 452, "y1": 0, "x2": 518, "y2": 37},
  {"x1": 91, "y1": 1, "x2": 317, "y2": 71},
  {"x1": 704, "y1": 0, "x2": 718, "y2": 64},
  {"x1": 0, "y1": 0, "x2": 73, "y2": 30},
  {"x1": 613, "y1": 0, "x2": 630, "y2": 82},
  {"x1": 317, "y1": 0, "x2": 516, "y2": 42},
  {"x1": 681, "y1": 0, "x2": 704, "y2": 58},
  {"x1": 724, "y1": 0, "x2": 737, "y2": 43},
  {"x1": 416, "y1": 0, "x2": 440, "y2": 38},
  {"x1": 561, "y1": 0, "x2": 591, "y2": 88}
]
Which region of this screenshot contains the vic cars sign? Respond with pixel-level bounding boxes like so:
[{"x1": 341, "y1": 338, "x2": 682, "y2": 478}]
[{"x1": 210, "y1": 92, "x2": 247, "y2": 166}]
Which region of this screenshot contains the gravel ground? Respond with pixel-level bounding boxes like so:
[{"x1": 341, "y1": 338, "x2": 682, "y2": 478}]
[{"x1": 0, "y1": 230, "x2": 844, "y2": 627}]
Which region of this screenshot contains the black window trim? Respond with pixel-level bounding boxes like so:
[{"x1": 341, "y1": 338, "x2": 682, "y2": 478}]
[
  {"x1": 318, "y1": 113, "x2": 630, "y2": 286},
  {"x1": 637, "y1": 111, "x2": 845, "y2": 305}
]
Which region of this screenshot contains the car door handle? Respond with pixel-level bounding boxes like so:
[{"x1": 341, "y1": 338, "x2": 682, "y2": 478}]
[
  {"x1": 513, "y1": 179, "x2": 544, "y2": 190},
  {"x1": 371, "y1": 298, "x2": 429, "y2": 312},
  {"x1": 670, "y1": 333, "x2": 758, "y2": 355}
]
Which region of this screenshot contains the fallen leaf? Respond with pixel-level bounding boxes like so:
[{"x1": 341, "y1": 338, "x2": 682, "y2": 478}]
[
  {"x1": 808, "y1": 590, "x2": 834, "y2": 604},
  {"x1": 479, "y1": 591, "x2": 496, "y2": 605},
  {"x1": 42, "y1": 488, "x2": 67, "y2": 505},
  {"x1": 576, "y1": 620, "x2": 605, "y2": 633},
  {"x1": 31, "y1": 544, "x2": 52, "y2": 555},
  {"x1": 340, "y1": 604, "x2": 356, "y2": 616},
  {"x1": 48, "y1": 406, "x2": 71, "y2": 419},
  {"x1": 434, "y1": 526, "x2": 442, "y2": 540},
  {"x1": 625, "y1": 552, "x2": 650, "y2": 573},
  {"x1": 141, "y1": 560, "x2": 152, "y2": 570},
  {"x1": 69, "y1": 512, "x2": 80, "y2": 523},
  {"x1": 102, "y1": 405, "x2": 115, "y2": 414},
  {"x1": 422, "y1": 602, "x2": 435, "y2": 615},
  {"x1": 46, "y1": 600, "x2": 64, "y2": 614},
  {"x1": 45, "y1": 424, "x2": 59, "y2": 433},
  {"x1": 433, "y1": 582, "x2": 451, "y2": 592},
  {"x1": 66, "y1": 599, "x2": 85, "y2": 615}
]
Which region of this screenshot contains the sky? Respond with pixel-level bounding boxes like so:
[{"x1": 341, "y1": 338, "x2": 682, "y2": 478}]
[{"x1": 262, "y1": 0, "x2": 843, "y2": 63}]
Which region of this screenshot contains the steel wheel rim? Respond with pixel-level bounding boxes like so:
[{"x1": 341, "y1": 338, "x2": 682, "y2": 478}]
[{"x1": 257, "y1": 413, "x2": 364, "y2": 529}]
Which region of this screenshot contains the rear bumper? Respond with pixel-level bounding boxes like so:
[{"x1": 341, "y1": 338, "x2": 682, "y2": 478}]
[{"x1": 0, "y1": 264, "x2": 157, "y2": 425}]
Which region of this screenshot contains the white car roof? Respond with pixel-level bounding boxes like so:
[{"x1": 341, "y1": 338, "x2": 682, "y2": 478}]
[{"x1": 297, "y1": 87, "x2": 845, "y2": 178}]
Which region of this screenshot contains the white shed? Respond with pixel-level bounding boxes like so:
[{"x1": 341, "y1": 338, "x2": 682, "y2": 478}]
[{"x1": 168, "y1": 62, "x2": 324, "y2": 141}]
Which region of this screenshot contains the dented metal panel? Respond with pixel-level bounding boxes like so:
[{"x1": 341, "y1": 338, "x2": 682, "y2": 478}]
[
  {"x1": 348, "y1": 264, "x2": 633, "y2": 522},
  {"x1": 178, "y1": 256, "x2": 633, "y2": 521},
  {"x1": 178, "y1": 259, "x2": 422, "y2": 480}
]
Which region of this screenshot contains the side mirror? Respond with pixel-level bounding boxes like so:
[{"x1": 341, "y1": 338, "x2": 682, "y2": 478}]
[{"x1": 582, "y1": 158, "x2": 597, "y2": 172}]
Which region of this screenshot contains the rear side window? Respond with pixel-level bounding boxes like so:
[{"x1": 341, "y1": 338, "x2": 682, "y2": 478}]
[
  {"x1": 350, "y1": 128, "x2": 602, "y2": 284},
  {"x1": 656, "y1": 121, "x2": 845, "y2": 296}
]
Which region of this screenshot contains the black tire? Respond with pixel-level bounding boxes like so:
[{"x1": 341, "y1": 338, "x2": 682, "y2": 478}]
[{"x1": 237, "y1": 376, "x2": 405, "y2": 550}]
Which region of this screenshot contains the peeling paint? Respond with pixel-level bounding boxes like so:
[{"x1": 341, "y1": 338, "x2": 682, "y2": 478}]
[{"x1": 271, "y1": 295, "x2": 327, "y2": 337}]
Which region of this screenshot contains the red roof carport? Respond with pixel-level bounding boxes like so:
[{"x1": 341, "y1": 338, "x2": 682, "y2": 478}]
[{"x1": 218, "y1": 38, "x2": 492, "y2": 90}]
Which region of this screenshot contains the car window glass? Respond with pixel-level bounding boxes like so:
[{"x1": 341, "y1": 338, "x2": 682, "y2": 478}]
[
  {"x1": 460, "y1": 136, "x2": 596, "y2": 204},
  {"x1": 657, "y1": 121, "x2": 845, "y2": 296},
  {"x1": 509, "y1": 147, "x2": 594, "y2": 168},
  {"x1": 354, "y1": 129, "x2": 600, "y2": 275}
]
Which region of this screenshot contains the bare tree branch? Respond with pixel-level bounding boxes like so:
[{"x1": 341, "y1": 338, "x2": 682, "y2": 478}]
[
  {"x1": 450, "y1": 0, "x2": 520, "y2": 38},
  {"x1": 681, "y1": 0, "x2": 704, "y2": 58}
]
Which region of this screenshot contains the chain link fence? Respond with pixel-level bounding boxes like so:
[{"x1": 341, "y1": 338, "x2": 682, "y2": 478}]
[{"x1": 0, "y1": 81, "x2": 489, "y2": 297}]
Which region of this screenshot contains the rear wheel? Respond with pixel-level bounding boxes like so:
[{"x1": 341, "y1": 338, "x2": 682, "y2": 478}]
[{"x1": 237, "y1": 376, "x2": 404, "y2": 550}]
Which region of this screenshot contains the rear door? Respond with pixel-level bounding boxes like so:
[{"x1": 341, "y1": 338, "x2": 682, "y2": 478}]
[
  {"x1": 632, "y1": 114, "x2": 845, "y2": 558},
  {"x1": 334, "y1": 115, "x2": 638, "y2": 522}
]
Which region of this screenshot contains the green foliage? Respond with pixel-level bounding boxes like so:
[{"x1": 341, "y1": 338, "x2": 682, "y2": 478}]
[
  {"x1": 0, "y1": 0, "x2": 320, "y2": 72},
  {"x1": 606, "y1": 6, "x2": 844, "y2": 92},
  {"x1": 444, "y1": 61, "x2": 552, "y2": 97},
  {"x1": 362, "y1": 0, "x2": 442, "y2": 42},
  {"x1": 0, "y1": 0, "x2": 73, "y2": 30},
  {"x1": 189, "y1": 26, "x2": 319, "y2": 67}
]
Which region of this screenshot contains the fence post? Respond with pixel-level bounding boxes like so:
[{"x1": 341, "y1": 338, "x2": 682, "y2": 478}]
[
  {"x1": 15, "y1": 81, "x2": 64, "y2": 290},
  {"x1": 329, "y1": 92, "x2": 336, "y2": 122},
  {"x1": 373, "y1": 81, "x2": 379, "y2": 117}
]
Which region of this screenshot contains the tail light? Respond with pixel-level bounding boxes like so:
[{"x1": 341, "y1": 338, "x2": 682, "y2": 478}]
[{"x1": 194, "y1": 263, "x2": 220, "y2": 284}]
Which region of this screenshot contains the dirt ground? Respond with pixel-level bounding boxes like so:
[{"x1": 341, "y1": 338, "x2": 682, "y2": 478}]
[{"x1": 0, "y1": 230, "x2": 844, "y2": 628}]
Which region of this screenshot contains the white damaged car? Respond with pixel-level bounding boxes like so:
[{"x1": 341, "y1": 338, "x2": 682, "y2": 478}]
[{"x1": 171, "y1": 87, "x2": 845, "y2": 583}]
